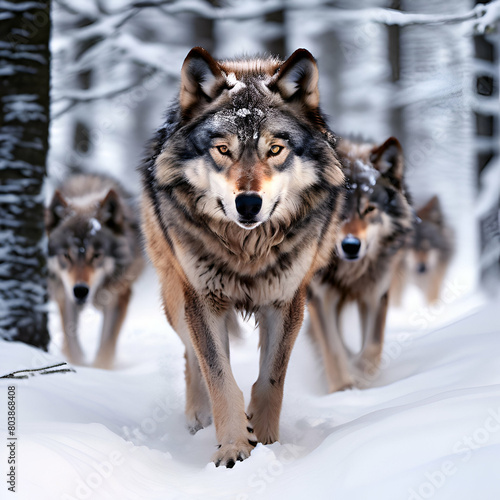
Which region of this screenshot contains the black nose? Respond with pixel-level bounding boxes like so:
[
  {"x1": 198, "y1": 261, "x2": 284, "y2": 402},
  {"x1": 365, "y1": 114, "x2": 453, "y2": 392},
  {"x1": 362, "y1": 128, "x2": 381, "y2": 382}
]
[
  {"x1": 73, "y1": 284, "x2": 89, "y2": 303},
  {"x1": 235, "y1": 193, "x2": 262, "y2": 221},
  {"x1": 341, "y1": 236, "x2": 361, "y2": 259},
  {"x1": 417, "y1": 263, "x2": 427, "y2": 274}
]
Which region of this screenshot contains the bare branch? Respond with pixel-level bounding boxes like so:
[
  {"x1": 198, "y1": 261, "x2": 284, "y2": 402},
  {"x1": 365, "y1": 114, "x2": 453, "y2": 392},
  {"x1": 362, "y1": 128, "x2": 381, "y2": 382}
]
[{"x1": 52, "y1": 69, "x2": 160, "y2": 120}]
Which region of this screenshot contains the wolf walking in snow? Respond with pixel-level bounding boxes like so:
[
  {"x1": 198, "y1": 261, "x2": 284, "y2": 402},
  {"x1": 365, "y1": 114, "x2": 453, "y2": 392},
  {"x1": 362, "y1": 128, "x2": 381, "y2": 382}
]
[
  {"x1": 308, "y1": 137, "x2": 414, "y2": 391},
  {"x1": 46, "y1": 174, "x2": 144, "y2": 369},
  {"x1": 395, "y1": 195, "x2": 454, "y2": 305},
  {"x1": 140, "y1": 47, "x2": 345, "y2": 466}
]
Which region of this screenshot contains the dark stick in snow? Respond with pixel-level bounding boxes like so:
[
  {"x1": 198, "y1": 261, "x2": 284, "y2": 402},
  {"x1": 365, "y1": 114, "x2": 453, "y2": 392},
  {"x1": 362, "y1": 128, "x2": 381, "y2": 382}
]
[
  {"x1": 0, "y1": 0, "x2": 51, "y2": 349},
  {"x1": 0, "y1": 362, "x2": 76, "y2": 379}
]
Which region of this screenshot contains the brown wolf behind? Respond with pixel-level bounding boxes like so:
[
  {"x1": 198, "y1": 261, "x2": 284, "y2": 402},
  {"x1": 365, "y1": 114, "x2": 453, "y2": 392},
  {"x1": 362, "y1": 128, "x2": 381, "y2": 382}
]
[
  {"x1": 46, "y1": 174, "x2": 144, "y2": 368},
  {"x1": 140, "y1": 47, "x2": 345, "y2": 467},
  {"x1": 396, "y1": 195, "x2": 454, "y2": 305},
  {"x1": 307, "y1": 137, "x2": 414, "y2": 392}
]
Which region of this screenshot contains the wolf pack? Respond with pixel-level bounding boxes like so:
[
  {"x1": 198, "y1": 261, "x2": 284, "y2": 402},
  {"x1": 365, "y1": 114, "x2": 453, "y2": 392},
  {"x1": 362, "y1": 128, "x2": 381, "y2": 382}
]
[{"x1": 46, "y1": 48, "x2": 454, "y2": 467}]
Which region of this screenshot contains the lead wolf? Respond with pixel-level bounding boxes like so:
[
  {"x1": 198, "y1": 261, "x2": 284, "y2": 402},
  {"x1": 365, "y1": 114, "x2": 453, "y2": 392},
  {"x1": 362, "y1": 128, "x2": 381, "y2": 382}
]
[
  {"x1": 307, "y1": 137, "x2": 414, "y2": 392},
  {"x1": 46, "y1": 174, "x2": 144, "y2": 368},
  {"x1": 141, "y1": 47, "x2": 344, "y2": 466}
]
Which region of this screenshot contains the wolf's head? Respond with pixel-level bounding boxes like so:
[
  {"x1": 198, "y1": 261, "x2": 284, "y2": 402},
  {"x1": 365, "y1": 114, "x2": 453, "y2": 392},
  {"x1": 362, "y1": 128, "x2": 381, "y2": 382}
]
[
  {"x1": 335, "y1": 137, "x2": 412, "y2": 262},
  {"x1": 153, "y1": 47, "x2": 343, "y2": 230},
  {"x1": 46, "y1": 189, "x2": 126, "y2": 305},
  {"x1": 409, "y1": 195, "x2": 450, "y2": 274}
]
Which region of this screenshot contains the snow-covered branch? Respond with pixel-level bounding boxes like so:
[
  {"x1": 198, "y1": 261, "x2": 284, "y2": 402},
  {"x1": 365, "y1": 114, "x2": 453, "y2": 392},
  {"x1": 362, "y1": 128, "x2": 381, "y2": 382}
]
[
  {"x1": 53, "y1": 79, "x2": 145, "y2": 103},
  {"x1": 80, "y1": 0, "x2": 500, "y2": 31},
  {"x1": 104, "y1": 0, "x2": 285, "y2": 20},
  {"x1": 54, "y1": 0, "x2": 500, "y2": 57},
  {"x1": 0, "y1": 1, "x2": 46, "y2": 12},
  {"x1": 310, "y1": 1, "x2": 499, "y2": 33},
  {"x1": 54, "y1": 0, "x2": 285, "y2": 44}
]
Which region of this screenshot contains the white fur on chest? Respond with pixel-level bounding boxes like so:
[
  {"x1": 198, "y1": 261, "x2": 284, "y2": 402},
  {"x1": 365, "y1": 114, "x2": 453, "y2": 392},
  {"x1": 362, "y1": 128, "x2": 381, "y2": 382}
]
[{"x1": 177, "y1": 239, "x2": 313, "y2": 306}]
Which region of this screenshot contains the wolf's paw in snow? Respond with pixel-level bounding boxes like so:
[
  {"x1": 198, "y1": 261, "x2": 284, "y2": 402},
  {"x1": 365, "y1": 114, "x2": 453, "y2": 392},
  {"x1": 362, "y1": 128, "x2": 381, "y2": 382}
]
[
  {"x1": 93, "y1": 357, "x2": 114, "y2": 370},
  {"x1": 352, "y1": 354, "x2": 381, "y2": 387},
  {"x1": 187, "y1": 411, "x2": 212, "y2": 435},
  {"x1": 326, "y1": 371, "x2": 356, "y2": 393},
  {"x1": 212, "y1": 435, "x2": 257, "y2": 468},
  {"x1": 328, "y1": 379, "x2": 355, "y2": 393},
  {"x1": 186, "y1": 391, "x2": 212, "y2": 434},
  {"x1": 246, "y1": 408, "x2": 279, "y2": 445}
]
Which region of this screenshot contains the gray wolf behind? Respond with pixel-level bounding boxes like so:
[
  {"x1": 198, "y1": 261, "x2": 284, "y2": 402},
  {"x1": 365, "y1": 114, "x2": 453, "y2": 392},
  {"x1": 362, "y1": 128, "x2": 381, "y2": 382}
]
[
  {"x1": 46, "y1": 174, "x2": 144, "y2": 369},
  {"x1": 307, "y1": 137, "x2": 414, "y2": 392},
  {"x1": 140, "y1": 47, "x2": 345, "y2": 466},
  {"x1": 404, "y1": 195, "x2": 454, "y2": 304}
]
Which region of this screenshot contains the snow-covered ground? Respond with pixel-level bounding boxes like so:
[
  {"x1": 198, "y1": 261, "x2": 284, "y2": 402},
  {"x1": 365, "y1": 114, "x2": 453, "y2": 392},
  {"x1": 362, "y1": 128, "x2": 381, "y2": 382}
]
[{"x1": 1, "y1": 265, "x2": 499, "y2": 500}]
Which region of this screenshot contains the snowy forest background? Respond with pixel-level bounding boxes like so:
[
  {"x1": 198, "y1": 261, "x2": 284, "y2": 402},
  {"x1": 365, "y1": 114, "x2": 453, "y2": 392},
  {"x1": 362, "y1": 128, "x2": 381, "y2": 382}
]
[
  {"x1": 1, "y1": 0, "x2": 500, "y2": 346},
  {"x1": 50, "y1": 0, "x2": 500, "y2": 292}
]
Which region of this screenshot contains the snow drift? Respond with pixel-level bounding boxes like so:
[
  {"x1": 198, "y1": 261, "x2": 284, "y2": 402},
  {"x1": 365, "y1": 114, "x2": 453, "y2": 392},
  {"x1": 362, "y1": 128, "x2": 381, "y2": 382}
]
[{"x1": 0, "y1": 267, "x2": 499, "y2": 500}]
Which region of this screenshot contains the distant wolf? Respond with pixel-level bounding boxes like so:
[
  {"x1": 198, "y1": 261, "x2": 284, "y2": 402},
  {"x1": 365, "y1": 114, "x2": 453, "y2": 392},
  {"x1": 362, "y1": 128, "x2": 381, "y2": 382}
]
[
  {"x1": 307, "y1": 137, "x2": 414, "y2": 392},
  {"x1": 403, "y1": 195, "x2": 454, "y2": 304},
  {"x1": 46, "y1": 174, "x2": 144, "y2": 369},
  {"x1": 140, "y1": 47, "x2": 344, "y2": 466}
]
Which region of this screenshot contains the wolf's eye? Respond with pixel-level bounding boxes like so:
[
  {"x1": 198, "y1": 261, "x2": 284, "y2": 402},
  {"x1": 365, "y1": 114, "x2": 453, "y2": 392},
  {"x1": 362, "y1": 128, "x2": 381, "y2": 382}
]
[
  {"x1": 92, "y1": 252, "x2": 102, "y2": 261},
  {"x1": 269, "y1": 145, "x2": 283, "y2": 156},
  {"x1": 216, "y1": 145, "x2": 230, "y2": 155},
  {"x1": 63, "y1": 252, "x2": 71, "y2": 262},
  {"x1": 364, "y1": 205, "x2": 376, "y2": 215}
]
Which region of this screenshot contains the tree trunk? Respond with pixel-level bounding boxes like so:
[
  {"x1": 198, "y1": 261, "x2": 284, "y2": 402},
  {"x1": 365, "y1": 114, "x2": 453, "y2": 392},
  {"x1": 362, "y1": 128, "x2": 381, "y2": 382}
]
[
  {"x1": 286, "y1": 0, "x2": 393, "y2": 142},
  {"x1": 0, "y1": 0, "x2": 51, "y2": 349},
  {"x1": 399, "y1": 0, "x2": 477, "y2": 292}
]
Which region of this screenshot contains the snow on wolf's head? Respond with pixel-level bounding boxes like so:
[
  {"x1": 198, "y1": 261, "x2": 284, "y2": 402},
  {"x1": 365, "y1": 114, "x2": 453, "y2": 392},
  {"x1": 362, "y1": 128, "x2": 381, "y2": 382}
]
[
  {"x1": 153, "y1": 47, "x2": 343, "y2": 230},
  {"x1": 45, "y1": 186, "x2": 125, "y2": 306}
]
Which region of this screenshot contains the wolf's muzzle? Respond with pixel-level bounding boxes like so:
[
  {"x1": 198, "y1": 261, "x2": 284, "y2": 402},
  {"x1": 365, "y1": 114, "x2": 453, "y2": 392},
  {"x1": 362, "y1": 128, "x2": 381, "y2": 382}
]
[
  {"x1": 341, "y1": 236, "x2": 361, "y2": 260},
  {"x1": 417, "y1": 262, "x2": 427, "y2": 274},
  {"x1": 73, "y1": 283, "x2": 89, "y2": 304},
  {"x1": 235, "y1": 193, "x2": 262, "y2": 222}
]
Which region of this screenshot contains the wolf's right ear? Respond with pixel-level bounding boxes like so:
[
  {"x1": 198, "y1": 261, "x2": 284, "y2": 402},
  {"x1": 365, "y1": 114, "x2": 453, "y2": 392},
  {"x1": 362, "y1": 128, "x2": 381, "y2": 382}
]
[
  {"x1": 45, "y1": 190, "x2": 68, "y2": 233},
  {"x1": 418, "y1": 195, "x2": 443, "y2": 225},
  {"x1": 99, "y1": 189, "x2": 124, "y2": 232},
  {"x1": 179, "y1": 47, "x2": 224, "y2": 117},
  {"x1": 272, "y1": 49, "x2": 320, "y2": 109}
]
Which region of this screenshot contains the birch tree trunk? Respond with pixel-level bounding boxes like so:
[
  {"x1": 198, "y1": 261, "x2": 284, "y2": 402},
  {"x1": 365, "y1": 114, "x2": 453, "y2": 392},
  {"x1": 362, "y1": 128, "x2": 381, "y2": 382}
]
[
  {"x1": 400, "y1": 0, "x2": 477, "y2": 292},
  {"x1": 286, "y1": 0, "x2": 392, "y2": 141},
  {"x1": 0, "y1": 0, "x2": 51, "y2": 349}
]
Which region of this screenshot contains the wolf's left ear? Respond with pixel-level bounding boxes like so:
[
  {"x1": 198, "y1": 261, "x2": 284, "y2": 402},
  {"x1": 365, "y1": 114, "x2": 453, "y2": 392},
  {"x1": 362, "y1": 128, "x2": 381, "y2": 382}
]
[
  {"x1": 370, "y1": 137, "x2": 404, "y2": 188},
  {"x1": 179, "y1": 47, "x2": 225, "y2": 117},
  {"x1": 418, "y1": 195, "x2": 443, "y2": 225},
  {"x1": 272, "y1": 49, "x2": 320, "y2": 109},
  {"x1": 46, "y1": 190, "x2": 68, "y2": 233},
  {"x1": 99, "y1": 189, "x2": 124, "y2": 232}
]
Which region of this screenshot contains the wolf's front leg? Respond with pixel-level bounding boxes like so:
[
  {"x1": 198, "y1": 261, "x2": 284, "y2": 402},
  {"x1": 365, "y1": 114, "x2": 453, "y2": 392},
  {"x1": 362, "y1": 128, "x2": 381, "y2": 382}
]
[
  {"x1": 57, "y1": 296, "x2": 85, "y2": 365},
  {"x1": 307, "y1": 288, "x2": 354, "y2": 393},
  {"x1": 354, "y1": 292, "x2": 389, "y2": 384},
  {"x1": 184, "y1": 289, "x2": 257, "y2": 467},
  {"x1": 93, "y1": 287, "x2": 131, "y2": 369},
  {"x1": 426, "y1": 264, "x2": 446, "y2": 304},
  {"x1": 248, "y1": 288, "x2": 306, "y2": 444}
]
